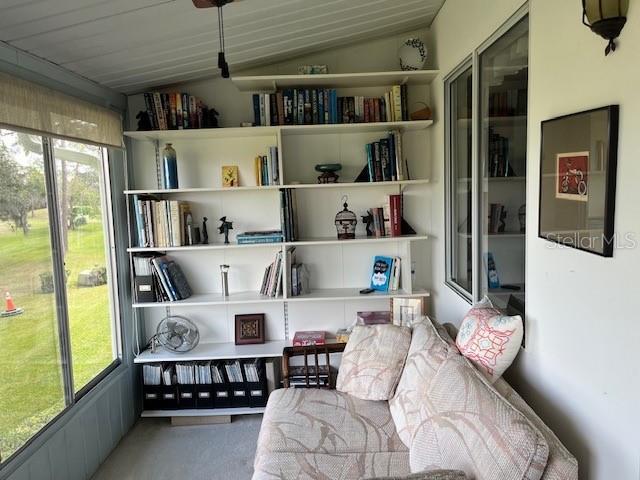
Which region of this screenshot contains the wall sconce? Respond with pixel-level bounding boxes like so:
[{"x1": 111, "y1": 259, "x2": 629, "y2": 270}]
[{"x1": 582, "y1": 0, "x2": 629, "y2": 55}]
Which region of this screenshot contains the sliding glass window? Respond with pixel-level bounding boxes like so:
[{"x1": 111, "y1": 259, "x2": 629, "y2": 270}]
[{"x1": 0, "y1": 130, "x2": 120, "y2": 462}]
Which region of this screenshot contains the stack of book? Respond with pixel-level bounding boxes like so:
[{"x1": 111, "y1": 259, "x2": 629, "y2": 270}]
[
  {"x1": 143, "y1": 91, "x2": 209, "y2": 130},
  {"x1": 255, "y1": 146, "x2": 280, "y2": 185},
  {"x1": 279, "y1": 189, "x2": 299, "y2": 242},
  {"x1": 368, "y1": 194, "x2": 404, "y2": 238},
  {"x1": 133, "y1": 255, "x2": 192, "y2": 302},
  {"x1": 285, "y1": 247, "x2": 308, "y2": 297},
  {"x1": 488, "y1": 132, "x2": 513, "y2": 177},
  {"x1": 260, "y1": 251, "x2": 283, "y2": 297},
  {"x1": 133, "y1": 196, "x2": 192, "y2": 247},
  {"x1": 365, "y1": 131, "x2": 405, "y2": 182},
  {"x1": 252, "y1": 85, "x2": 409, "y2": 126},
  {"x1": 236, "y1": 230, "x2": 283, "y2": 245}
]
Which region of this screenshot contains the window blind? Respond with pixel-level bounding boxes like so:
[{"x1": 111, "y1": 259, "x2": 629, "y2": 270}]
[{"x1": 0, "y1": 72, "x2": 122, "y2": 148}]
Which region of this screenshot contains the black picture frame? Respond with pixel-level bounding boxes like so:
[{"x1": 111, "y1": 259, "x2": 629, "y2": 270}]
[{"x1": 538, "y1": 105, "x2": 619, "y2": 257}]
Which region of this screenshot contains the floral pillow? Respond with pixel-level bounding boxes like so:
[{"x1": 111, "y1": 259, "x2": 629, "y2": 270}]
[
  {"x1": 456, "y1": 297, "x2": 523, "y2": 383},
  {"x1": 337, "y1": 324, "x2": 411, "y2": 400}
]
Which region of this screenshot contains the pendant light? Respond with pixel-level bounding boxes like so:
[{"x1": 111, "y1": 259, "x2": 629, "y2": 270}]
[
  {"x1": 582, "y1": 0, "x2": 629, "y2": 55},
  {"x1": 192, "y1": 0, "x2": 236, "y2": 78}
]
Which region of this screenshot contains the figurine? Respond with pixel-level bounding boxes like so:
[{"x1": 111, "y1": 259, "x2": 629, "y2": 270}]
[
  {"x1": 136, "y1": 111, "x2": 152, "y2": 131},
  {"x1": 498, "y1": 209, "x2": 507, "y2": 233},
  {"x1": 218, "y1": 216, "x2": 234, "y2": 244},
  {"x1": 202, "y1": 217, "x2": 209, "y2": 244},
  {"x1": 204, "y1": 107, "x2": 220, "y2": 128},
  {"x1": 361, "y1": 211, "x2": 374, "y2": 237}
]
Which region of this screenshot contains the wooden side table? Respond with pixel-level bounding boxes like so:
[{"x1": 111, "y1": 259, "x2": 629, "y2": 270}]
[{"x1": 282, "y1": 342, "x2": 346, "y2": 389}]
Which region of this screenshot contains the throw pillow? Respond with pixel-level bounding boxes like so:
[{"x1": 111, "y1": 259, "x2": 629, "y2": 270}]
[
  {"x1": 366, "y1": 470, "x2": 467, "y2": 480},
  {"x1": 455, "y1": 296, "x2": 523, "y2": 383},
  {"x1": 337, "y1": 324, "x2": 411, "y2": 400}
]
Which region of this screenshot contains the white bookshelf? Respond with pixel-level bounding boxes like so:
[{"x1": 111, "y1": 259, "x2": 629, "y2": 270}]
[
  {"x1": 141, "y1": 407, "x2": 265, "y2": 418},
  {"x1": 134, "y1": 340, "x2": 288, "y2": 363},
  {"x1": 126, "y1": 71, "x2": 435, "y2": 372}
]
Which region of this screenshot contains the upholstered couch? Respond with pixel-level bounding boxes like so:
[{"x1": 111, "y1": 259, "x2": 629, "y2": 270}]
[{"x1": 252, "y1": 318, "x2": 578, "y2": 480}]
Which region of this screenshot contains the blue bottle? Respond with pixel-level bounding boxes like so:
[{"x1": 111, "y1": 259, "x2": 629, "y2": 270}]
[{"x1": 162, "y1": 143, "x2": 178, "y2": 189}]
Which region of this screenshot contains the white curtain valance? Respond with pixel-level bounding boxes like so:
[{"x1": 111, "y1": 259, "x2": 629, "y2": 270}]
[{"x1": 0, "y1": 72, "x2": 122, "y2": 148}]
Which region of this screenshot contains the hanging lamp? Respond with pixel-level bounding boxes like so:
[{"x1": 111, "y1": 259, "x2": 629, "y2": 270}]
[{"x1": 192, "y1": 0, "x2": 238, "y2": 77}]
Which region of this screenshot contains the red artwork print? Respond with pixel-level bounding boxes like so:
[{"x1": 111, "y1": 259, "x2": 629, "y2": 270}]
[{"x1": 556, "y1": 152, "x2": 589, "y2": 202}]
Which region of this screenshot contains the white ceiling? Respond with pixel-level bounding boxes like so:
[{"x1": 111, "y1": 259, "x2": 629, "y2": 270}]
[{"x1": 0, "y1": 0, "x2": 445, "y2": 94}]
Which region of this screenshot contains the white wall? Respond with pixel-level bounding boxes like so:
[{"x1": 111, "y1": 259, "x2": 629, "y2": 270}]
[{"x1": 431, "y1": 1, "x2": 640, "y2": 479}]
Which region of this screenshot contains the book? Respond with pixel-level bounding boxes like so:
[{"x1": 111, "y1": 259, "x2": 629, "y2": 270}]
[
  {"x1": 389, "y1": 194, "x2": 402, "y2": 237},
  {"x1": 370, "y1": 256, "x2": 394, "y2": 291},
  {"x1": 292, "y1": 331, "x2": 326, "y2": 346}
]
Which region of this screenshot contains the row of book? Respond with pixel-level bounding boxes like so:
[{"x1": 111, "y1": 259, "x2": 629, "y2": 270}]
[
  {"x1": 488, "y1": 132, "x2": 514, "y2": 178},
  {"x1": 260, "y1": 251, "x2": 283, "y2": 297},
  {"x1": 143, "y1": 91, "x2": 210, "y2": 130},
  {"x1": 133, "y1": 255, "x2": 192, "y2": 302},
  {"x1": 255, "y1": 146, "x2": 280, "y2": 185},
  {"x1": 142, "y1": 360, "x2": 263, "y2": 386},
  {"x1": 365, "y1": 131, "x2": 406, "y2": 182},
  {"x1": 133, "y1": 197, "x2": 192, "y2": 248},
  {"x1": 251, "y1": 85, "x2": 409, "y2": 126},
  {"x1": 488, "y1": 203, "x2": 507, "y2": 234},
  {"x1": 279, "y1": 189, "x2": 299, "y2": 242},
  {"x1": 369, "y1": 194, "x2": 404, "y2": 238},
  {"x1": 488, "y1": 87, "x2": 527, "y2": 118}
]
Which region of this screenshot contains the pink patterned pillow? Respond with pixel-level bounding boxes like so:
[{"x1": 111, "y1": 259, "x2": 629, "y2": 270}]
[{"x1": 456, "y1": 297, "x2": 523, "y2": 383}]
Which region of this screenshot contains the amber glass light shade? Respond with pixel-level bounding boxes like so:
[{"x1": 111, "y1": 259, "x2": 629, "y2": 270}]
[{"x1": 582, "y1": 0, "x2": 629, "y2": 55}]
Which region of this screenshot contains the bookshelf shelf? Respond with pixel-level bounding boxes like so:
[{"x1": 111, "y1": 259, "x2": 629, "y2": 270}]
[
  {"x1": 286, "y1": 234, "x2": 429, "y2": 247},
  {"x1": 132, "y1": 291, "x2": 283, "y2": 308},
  {"x1": 124, "y1": 179, "x2": 429, "y2": 196},
  {"x1": 122, "y1": 120, "x2": 432, "y2": 142},
  {"x1": 231, "y1": 70, "x2": 440, "y2": 92},
  {"x1": 286, "y1": 288, "x2": 430, "y2": 303},
  {"x1": 127, "y1": 243, "x2": 283, "y2": 253},
  {"x1": 141, "y1": 407, "x2": 265, "y2": 418},
  {"x1": 134, "y1": 340, "x2": 288, "y2": 363}
]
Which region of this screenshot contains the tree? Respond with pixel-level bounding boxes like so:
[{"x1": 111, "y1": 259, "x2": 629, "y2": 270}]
[{"x1": 0, "y1": 144, "x2": 45, "y2": 234}]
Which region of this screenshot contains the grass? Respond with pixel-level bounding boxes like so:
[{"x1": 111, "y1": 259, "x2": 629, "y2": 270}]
[{"x1": 0, "y1": 209, "x2": 113, "y2": 459}]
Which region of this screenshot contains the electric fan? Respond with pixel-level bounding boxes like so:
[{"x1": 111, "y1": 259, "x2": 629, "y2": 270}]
[{"x1": 155, "y1": 315, "x2": 200, "y2": 353}]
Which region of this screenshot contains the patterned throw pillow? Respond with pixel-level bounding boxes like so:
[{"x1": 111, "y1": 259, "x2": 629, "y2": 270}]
[
  {"x1": 455, "y1": 297, "x2": 523, "y2": 383},
  {"x1": 337, "y1": 324, "x2": 411, "y2": 401}
]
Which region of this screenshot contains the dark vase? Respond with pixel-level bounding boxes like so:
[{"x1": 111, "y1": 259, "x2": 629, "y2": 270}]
[{"x1": 162, "y1": 143, "x2": 178, "y2": 189}]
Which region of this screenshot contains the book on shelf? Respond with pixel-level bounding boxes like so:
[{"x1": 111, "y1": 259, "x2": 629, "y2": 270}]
[
  {"x1": 279, "y1": 189, "x2": 299, "y2": 242},
  {"x1": 292, "y1": 331, "x2": 326, "y2": 346},
  {"x1": 370, "y1": 255, "x2": 401, "y2": 292},
  {"x1": 142, "y1": 91, "x2": 209, "y2": 130},
  {"x1": 285, "y1": 246, "x2": 309, "y2": 297},
  {"x1": 260, "y1": 250, "x2": 283, "y2": 298},
  {"x1": 251, "y1": 85, "x2": 410, "y2": 127},
  {"x1": 133, "y1": 254, "x2": 192, "y2": 302},
  {"x1": 363, "y1": 131, "x2": 404, "y2": 182},
  {"x1": 488, "y1": 203, "x2": 506, "y2": 234},
  {"x1": 133, "y1": 196, "x2": 193, "y2": 248},
  {"x1": 366, "y1": 193, "x2": 404, "y2": 238},
  {"x1": 236, "y1": 230, "x2": 283, "y2": 244},
  {"x1": 255, "y1": 146, "x2": 279, "y2": 186}
]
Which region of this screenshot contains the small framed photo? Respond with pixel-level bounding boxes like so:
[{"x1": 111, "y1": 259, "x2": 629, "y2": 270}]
[
  {"x1": 235, "y1": 314, "x2": 265, "y2": 345},
  {"x1": 390, "y1": 297, "x2": 425, "y2": 327},
  {"x1": 539, "y1": 105, "x2": 619, "y2": 257},
  {"x1": 222, "y1": 165, "x2": 239, "y2": 187}
]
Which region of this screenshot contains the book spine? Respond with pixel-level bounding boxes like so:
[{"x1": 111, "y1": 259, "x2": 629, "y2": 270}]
[
  {"x1": 252, "y1": 94, "x2": 260, "y2": 126},
  {"x1": 388, "y1": 133, "x2": 397, "y2": 181},
  {"x1": 373, "y1": 98, "x2": 381, "y2": 123},
  {"x1": 189, "y1": 96, "x2": 197, "y2": 128},
  {"x1": 383, "y1": 201, "x2": 391, "y2": 236},
  {"x1": 237, "y1": 236, "x2": 283, "y2": 244},
  {"x1": 270, "y1": 93, "x2": 278, "y2": 126},
  {"x1": 152, "y1": 258, "x2": 174, "y2": 301},
  {"x1": 297, "y1": 90, "x2": 304, "y2": 125},
  {"x1": 365, "y1": 143, "x2": 374, "y2": 182},
  {"x1": 161, "y1": 93, "x2": 170, "y2": 129},
  {"x1": 175, "y1": 94, "x2": 183, "y2": 129},
  {"x1": 392, "y1": 85, "x2": 402, "y2": 122},
  {"x1": 303, "y1": 90, "x2": 312, "y2": 125},
  {"x1": 169, "y1": 93, "x2": 177, "y2": 129},
  {"x1": 264, "y1": 93, "x2": 271, "y2": 126},
  {"x1": 380, "y1": 138, "x2": 390, "y2": 181},
  {"x1": 170, "y1": 201, "x2": 181, "y2": 246},
  {"x1": 275, "y1": 91, "x2": 284, "y2": 126},
  {"x1": 373, "y1": 142, "x2": 383, "y2": 182},
  {"x1": 160, "y1": 263, "x2": 180, "y2": 300},
  {"x1": 401, "y1": 84, "x2": 408, "y2": 121},
  {"x1": 181, "y1": 93, "x2": 189, "y2": 129},
  {"x1": 152, "y1": 92, "x2": 166, "y2": 130},
  {"x1": 143, "y1": 93, "x2": 157, "y2": 129},
  {"x1": 389, "y1": 194, "x2": 402, "y2": 237}
]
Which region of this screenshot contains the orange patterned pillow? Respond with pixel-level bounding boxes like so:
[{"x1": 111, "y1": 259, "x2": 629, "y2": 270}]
[{"x1": 456, "y1": 297, "x2": 523, "y2": 383}]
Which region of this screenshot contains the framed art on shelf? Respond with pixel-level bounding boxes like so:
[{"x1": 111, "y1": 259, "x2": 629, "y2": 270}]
[
  {"x1": 390, "y1": 297, "x2": 425, "y2": 327},
  {"x1": 539, "y1": 105, "x2": 619, "y2": 257},
  {"x1": 234, "y1": 314, "x2": 265, "y2": 345}
]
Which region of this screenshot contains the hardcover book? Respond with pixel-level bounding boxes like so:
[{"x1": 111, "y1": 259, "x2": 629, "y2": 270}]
[
  {"x1": 292, "y1": 331, "x2": 326, "y2": 346},
  {"x1": 370, "y1": 256, "x2": 394, "y2": 291}
]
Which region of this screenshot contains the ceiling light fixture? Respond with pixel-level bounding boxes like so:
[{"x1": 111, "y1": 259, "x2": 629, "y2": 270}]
[{"x1": 192, "y1": 0, "x2": 238, "y2": 78}]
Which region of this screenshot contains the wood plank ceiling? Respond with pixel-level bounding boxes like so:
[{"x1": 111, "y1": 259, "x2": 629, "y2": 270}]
[{"x1": 0, "y1": 0, "x2": 445, "y2": 94}]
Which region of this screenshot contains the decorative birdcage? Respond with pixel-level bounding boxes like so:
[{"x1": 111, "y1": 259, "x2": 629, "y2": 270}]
[{"x1": 334, "y1": 196, "x2": 357, "y2": 240}]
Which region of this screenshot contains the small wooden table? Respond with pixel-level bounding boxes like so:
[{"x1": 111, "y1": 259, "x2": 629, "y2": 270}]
[{"x1": 282, "y1": 342, "x2": 346, "y2": 389}]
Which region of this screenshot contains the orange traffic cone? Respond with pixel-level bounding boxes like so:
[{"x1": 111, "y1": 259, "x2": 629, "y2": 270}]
[{"x1": 1, "y1": 291, "x2": 24, "y2": 317}]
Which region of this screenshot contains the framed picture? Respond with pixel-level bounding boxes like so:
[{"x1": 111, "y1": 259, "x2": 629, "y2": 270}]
[
  {"x1": 539, "y1": 105, "x2": 619, "y2": 257},
  {"x1": 235, "y1": 314, "x2": 265, "y2": 345},
  {"x1": 390, "y1": 297, "x2": 425, "y2": 327},
  {"x1": 222, "y1": 165, "x2": 239, "y2": 187}
]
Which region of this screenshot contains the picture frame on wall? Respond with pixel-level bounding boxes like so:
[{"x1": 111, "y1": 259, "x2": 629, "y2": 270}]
[
  {"x1": 390, "y1": 297, "x2": 425, "y2": 327},
  {"x1": 538, "y1": 105, "x2": 619, "y2": 257},
  {"x1": 234, "y1": 313, "x2": 265, "y2": 345}
]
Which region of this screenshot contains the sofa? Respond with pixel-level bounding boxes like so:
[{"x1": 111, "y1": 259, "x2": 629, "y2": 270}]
[{"x1": 252, "y1": 318, "x2": 578, "y2": 480}]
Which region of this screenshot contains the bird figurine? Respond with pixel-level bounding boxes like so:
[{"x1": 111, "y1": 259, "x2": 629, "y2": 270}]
[{"x1": 218, "y1": 216, "x2": 233, "y2": 244}]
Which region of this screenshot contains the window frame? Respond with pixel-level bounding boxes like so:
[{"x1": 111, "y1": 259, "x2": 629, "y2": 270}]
[
  {"x1": 0, "y1": 129, "x2": 123, "y2": 467},
  {"x1": 444, "y1": 4, "x2": 529, "y2": 304}
]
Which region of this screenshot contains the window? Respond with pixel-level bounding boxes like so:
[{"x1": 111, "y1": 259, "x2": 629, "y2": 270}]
[
  {"x1": 445, "y1": 65, "x2": 474, "y2": 299},
  {"x1": 0, "y1": 129, "x2": 120, "y2": 462},
  {"x1": 446, "y1": 11, "x2": 528, "y2": 314}
]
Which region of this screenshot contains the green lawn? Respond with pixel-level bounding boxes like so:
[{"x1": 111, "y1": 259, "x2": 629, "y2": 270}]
[{"x1": 0, "y1": 209, "x2": 113, "y2": 459}]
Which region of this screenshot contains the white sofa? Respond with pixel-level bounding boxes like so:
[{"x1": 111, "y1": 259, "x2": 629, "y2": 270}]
[{"x1": 252, "y1": 318, "x2": 578, "y2": 480}]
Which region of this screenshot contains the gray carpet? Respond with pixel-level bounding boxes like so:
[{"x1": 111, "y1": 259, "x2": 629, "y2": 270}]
[{"x1": 92, "y1": 415, "x2": 262, "y2": 480}]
